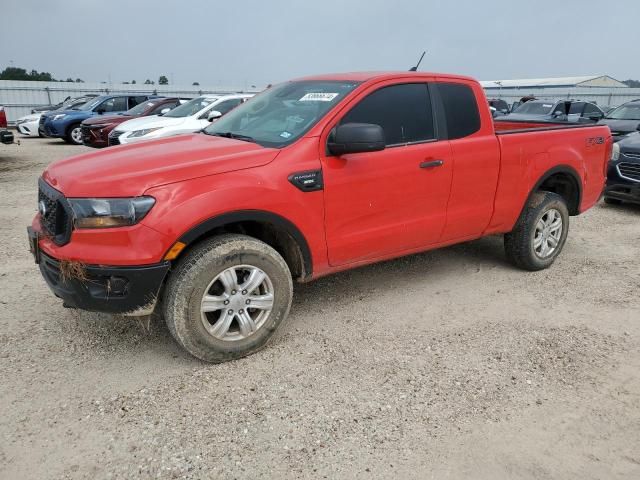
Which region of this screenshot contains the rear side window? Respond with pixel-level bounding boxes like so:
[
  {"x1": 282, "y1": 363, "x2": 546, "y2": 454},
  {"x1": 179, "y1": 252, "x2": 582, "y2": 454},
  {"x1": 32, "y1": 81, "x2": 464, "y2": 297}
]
[
  {"x1": 341, "y1": 83, "x2": 434, "y2": 146},
  {"x1": 438, "y1": 83, "x2": 480, "y2": 140},
  {"x1": 99, "y1": 97, "x2": 128, "y2": 112}
]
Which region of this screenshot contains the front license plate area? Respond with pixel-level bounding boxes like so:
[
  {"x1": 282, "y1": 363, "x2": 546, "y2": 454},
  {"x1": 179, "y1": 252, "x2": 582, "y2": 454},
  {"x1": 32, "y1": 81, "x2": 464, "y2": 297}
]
[{"x1": 27, "y1": 227, "x2": 41, "y2": 264}]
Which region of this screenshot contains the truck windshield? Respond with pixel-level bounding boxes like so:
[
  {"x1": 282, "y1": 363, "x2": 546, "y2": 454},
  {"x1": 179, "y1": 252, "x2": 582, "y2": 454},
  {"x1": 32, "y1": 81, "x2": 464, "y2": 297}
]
[
  {"x1": 606, "y1": 103, "x2": 640, "y2": 120},
  {"x1": 203, "y1": 80, "x2": 360, "y2": 148},
  {"x1": 164, "y1": 97, "x2": 216, "y2": 118},
  {"x1": 512, "y1": 102, "x2": 555, "y2": 115}
]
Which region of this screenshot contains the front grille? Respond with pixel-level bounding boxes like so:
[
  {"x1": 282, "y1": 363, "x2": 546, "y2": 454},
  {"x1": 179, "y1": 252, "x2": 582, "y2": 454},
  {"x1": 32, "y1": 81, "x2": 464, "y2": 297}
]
[
  {"x1": 618, "y1": 162, "x2": 640, "y2": 182},
  {"x1": 81, "y1": 125, "x2": 92, "y2": 143},
  {"x1": 38, "y1": 178, "x2": 73, "y2": 245},
  {"x1": 108, "y1": 130, "x2": 123, "y2": 146},
  {"x1": 623, "y1": 151, "x2": 640, "y2": 160}
]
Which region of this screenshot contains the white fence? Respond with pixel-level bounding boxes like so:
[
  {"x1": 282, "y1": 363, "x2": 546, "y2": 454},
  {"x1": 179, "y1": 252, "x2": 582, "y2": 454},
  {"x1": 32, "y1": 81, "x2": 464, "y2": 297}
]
[
  {"x1": 483, "y1": 86, "x2": 640, "y2": 108},
  {"x1": 3, "y1": 80, "x2": 640, "y2": 123},
  {"x1": 0, "y1": 80, "x2": 262, "y2": 123}
]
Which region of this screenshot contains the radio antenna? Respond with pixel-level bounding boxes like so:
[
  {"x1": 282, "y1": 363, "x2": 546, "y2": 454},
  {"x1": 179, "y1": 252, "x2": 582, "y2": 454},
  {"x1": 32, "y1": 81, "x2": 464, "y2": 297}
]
[{"x1": 409, "y1": 51, "x2": 426, "y2": 71}]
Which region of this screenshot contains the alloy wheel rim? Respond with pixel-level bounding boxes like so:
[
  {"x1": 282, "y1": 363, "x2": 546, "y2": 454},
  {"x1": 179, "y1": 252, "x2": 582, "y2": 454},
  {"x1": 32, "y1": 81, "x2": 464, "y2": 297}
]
[
  {"x1": 533, "y1": 208, "x2": 563, "y2": 259},
  {"x1": 71, "y1": 127, "x2": 82, "y2": 144},
  {"x1": 200, "y1": 265, "x2": 274, "y2": 341}
]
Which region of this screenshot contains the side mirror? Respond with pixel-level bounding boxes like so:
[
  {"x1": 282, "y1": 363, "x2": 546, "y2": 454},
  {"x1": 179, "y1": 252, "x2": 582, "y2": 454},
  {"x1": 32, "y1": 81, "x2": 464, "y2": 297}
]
[
  {"x1": 327, "y1": 123, "x2": 385, "y2": 156},
  {"x1": 160, "y1": 108, "x2": 171, "y2": 115},
  {"x1": 207, "y1": 110, "x2": 222, "y2": 122},
  {"x1": 588, "y1": 113, "x2": 603, "y2": 122},
  {"x1": 96, "y1": 108, "x2": 105, "y2": 115}
]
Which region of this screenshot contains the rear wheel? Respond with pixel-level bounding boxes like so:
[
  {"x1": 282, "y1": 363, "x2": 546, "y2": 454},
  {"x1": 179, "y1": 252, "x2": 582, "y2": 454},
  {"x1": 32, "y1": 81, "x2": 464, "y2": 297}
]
[
  {"x1": 504, "y1": 192, "x2": 569, "y2": 271},
  {"x1": 163, "y1": 234, "x2": 293, "y2": 363},
  {"x1": 65, "y1": 123, "x2": 83, "y2": 145}
]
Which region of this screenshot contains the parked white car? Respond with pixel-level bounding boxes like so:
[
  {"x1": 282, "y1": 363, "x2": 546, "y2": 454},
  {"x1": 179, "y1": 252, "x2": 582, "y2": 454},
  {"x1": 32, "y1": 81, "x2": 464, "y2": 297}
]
[
  {"x1": 16, "y1": 95, "x2": 100, "y2": 137},
  {"x1": 16, "y1": 113, "x2": 41, "y2": 137},
  {"x1": 110, "y1": 93, "x2": 253, "y2": 145}
]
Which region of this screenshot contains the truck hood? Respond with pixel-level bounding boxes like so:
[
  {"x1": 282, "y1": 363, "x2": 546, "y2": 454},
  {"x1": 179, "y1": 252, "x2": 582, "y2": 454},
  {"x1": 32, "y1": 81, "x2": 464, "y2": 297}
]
[
  {"x1": 599, "y1": 118, "x2": 640, "y2": 134},
  {"x1": 115, "y1": 115, "x2": 184, "y2": 132},
  {"x1": 83, "y1": 114, "x2": 133, "y2": 126},
  {"x1": 43, "y1": 134, "x2": 278, "y2": 197}
]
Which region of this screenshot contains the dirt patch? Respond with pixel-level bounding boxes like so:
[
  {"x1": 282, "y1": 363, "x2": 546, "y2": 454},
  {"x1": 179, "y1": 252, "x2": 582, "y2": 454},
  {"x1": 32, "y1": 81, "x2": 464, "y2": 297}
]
[{"x1": 0, "y1": 139, "x2": 639, "y2": 480}]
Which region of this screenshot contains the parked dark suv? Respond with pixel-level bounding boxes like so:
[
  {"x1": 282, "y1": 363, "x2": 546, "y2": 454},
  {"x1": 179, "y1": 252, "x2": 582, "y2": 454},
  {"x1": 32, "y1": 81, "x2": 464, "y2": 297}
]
[
  {"x1": 81, "y1": 97, "x2": 183, "y2": 148},
  {"x1": 599, "y1": 99, "x2": 640, "y2": 142},
  {"x1": 605, "y1": 132, "x2": 640, "y2": 205},
  {"x1": 499, "y1": 99, "x2": 605, "y2": 123}
]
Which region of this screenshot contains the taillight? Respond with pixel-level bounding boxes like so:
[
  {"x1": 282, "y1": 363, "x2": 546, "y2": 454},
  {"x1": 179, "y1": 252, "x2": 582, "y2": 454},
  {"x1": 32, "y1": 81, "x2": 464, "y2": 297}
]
[{"x1": 0, "y1": 107, "x2": 7, "y2": 129}]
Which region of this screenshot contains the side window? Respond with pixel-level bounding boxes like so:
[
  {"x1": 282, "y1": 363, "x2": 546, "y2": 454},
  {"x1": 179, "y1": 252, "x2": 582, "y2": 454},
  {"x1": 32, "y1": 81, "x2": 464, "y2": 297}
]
[
  {"x1": 340, "y1": 83, "x2": 434, "y2": 145},
  {"x1": 98, "y1": 97, "x2": 128, "y2": 112},
  {"x1": 569, "y1": 102, "x2": 585, "y2": 115},
  {"x1": 583, "y1": 103, "x2": 600, "y2": 116},
  {"x1": 212, "y1": 99, "x2": 242, "y2": 115},
  {"x1": 129, "y1": 96, "x2": 148, "y2": 109},
  {"x1": 438, "y1": 83, "x2": 481, "y2": 140}
]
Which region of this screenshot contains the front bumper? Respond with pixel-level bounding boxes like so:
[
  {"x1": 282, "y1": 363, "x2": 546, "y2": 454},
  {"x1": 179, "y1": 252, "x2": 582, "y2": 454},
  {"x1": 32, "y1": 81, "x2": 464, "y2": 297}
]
[
  {"x1": 17, "y1": 120, "x2": 40, "y2": 137},
  {"x1": 82, "y1": 124, "x2": 111, "y2": 148},
  {"x1": 604, "y1": 182, "x2": 640, "y2": 204},
  {"x1": 606, "y1": 157, "x2": 640, "y2": 204},
  {"x1": 36, "y1": 248, "x2": 170, "y2": 316}
]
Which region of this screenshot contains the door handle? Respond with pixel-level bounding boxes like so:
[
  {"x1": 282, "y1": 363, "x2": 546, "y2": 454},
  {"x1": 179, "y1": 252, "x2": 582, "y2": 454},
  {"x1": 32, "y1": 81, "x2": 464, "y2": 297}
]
[{"x1": 419, "y1": 159, "x2": 444, "y2": 169}]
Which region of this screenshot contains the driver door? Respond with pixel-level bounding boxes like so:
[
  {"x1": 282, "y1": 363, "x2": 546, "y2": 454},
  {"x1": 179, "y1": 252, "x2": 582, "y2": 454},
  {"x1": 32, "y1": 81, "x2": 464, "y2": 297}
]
[{"x1": 321, "y1": 82, "x2": 453, "y2": 266}]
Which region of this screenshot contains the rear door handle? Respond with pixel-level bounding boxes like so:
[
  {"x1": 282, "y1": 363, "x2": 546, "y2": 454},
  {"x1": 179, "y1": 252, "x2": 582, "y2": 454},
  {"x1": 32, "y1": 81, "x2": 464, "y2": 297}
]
[{"x1": 419, "y1": 159, "x2": 444, "y2": 169}]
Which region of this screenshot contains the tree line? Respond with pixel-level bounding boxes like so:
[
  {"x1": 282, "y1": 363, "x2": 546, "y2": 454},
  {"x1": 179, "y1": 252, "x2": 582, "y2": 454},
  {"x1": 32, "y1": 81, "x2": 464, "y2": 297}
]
[{"x1": 0, "y1": 67, "x2": 203, "y2": 85}]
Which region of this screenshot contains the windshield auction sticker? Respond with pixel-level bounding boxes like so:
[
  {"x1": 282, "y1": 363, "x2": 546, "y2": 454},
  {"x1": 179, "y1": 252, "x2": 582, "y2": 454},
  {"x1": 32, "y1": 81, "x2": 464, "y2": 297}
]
[{"x1": 299, "y1": 93, "x2": 339, "y2": 102}]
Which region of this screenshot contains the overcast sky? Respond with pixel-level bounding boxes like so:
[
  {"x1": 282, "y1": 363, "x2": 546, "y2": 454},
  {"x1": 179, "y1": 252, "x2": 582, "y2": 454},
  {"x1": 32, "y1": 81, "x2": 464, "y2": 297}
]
[{"x1": 1, "y1": 0, "x2": 638, "y2": 87}]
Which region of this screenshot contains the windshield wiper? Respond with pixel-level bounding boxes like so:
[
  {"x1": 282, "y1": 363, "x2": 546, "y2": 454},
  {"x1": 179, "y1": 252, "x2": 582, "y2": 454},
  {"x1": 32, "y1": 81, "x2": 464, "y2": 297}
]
[{"x1": 209, "y1": 131, "x2": 256, "y2": 143}]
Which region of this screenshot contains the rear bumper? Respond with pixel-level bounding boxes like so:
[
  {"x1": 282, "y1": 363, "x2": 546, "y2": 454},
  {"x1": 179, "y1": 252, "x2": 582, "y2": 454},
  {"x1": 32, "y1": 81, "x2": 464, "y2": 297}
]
[
  {"x1": 37, "y1": 251, "x2": 170, "y2": 315},
  {"x1": 1, "y1": 129, "x2": 14, "y2": 144}
]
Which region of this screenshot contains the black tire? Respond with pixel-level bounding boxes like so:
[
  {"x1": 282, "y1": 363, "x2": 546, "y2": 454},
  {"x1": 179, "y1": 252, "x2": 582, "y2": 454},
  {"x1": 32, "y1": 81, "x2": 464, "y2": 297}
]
[
  {"x1": 504, "y1": 191, "x2": 570, "y2": 271},
  {"x1": 603, "y1": 197, "x2": 622, "y2": 206},
  {"x1": 163, "y1": 234, "x2": 293, "y2": 363},
  {"x1": 65, "y1": 123, "x2": 82, "y2": 145}
]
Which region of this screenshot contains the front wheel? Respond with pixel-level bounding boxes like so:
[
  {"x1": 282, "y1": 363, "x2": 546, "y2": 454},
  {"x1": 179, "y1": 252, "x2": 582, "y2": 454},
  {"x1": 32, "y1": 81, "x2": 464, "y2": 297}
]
[
  {"x1": 504, "y1": 191, "x2": 570, "y2": 271},
  {"x1": 163, "y1": 234, "x2": 293, "y2": 363},
  {"x1": 65, "y1": 123, "x2": 83, "y2": 145}
]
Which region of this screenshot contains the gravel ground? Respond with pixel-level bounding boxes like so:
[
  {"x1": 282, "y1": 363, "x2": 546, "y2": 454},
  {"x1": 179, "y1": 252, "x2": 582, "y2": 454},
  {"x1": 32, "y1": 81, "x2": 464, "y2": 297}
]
[{"x1": 1, "y1": 136, "x2": 639, "y2": 479}]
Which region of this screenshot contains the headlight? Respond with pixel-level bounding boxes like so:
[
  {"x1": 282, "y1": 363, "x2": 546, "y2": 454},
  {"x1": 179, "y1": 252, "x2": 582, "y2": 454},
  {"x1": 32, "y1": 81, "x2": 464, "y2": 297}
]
[
  {"x1": 129, "y1": 127, "x2": 162, "y2": 138},
  {"x1": 68, "y1": 197, "x2": 155, "y2": 229},
  {"x1": 611, "y1": 143, "x2": 620, "y2": 162},
  {"x1": 53, "y1": 114, "x2": 67, "y2": 121}
]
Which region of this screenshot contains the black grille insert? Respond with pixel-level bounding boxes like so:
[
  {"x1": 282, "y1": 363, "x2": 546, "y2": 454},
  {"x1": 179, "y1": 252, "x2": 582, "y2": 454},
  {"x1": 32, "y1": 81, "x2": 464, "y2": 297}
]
[
  {"x1": 108, "y1": 130, "x2": 123, "y2": 146},
  {"x1": 38, "y1": 178, "x2": 73, "y2": 245},
  {"x1": 618, "y1": 162, "x2": 640, "y2": 182}
]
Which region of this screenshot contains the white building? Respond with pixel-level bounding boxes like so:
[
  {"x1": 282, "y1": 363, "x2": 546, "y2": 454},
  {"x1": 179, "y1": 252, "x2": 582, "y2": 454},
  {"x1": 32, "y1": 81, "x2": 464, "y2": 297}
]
[{"x1": 481, "y1": 75, "x2": 628, "y2": 90}]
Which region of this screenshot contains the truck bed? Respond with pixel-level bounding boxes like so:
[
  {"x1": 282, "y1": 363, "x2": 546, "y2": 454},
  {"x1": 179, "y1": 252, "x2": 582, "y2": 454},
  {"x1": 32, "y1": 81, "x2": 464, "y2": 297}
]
[
  {"x1": 494, "y1": 118, "x2": 602, "y2": 134},
  {"x1": 487, "y1": 120, "x2": 611, "y2": 235}
]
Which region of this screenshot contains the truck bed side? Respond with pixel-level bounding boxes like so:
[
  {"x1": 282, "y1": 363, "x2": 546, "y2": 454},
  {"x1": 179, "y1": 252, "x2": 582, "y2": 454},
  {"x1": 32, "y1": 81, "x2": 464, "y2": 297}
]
[{"x1": 487, "y1": 121, "x2": 611, "y2": 233}]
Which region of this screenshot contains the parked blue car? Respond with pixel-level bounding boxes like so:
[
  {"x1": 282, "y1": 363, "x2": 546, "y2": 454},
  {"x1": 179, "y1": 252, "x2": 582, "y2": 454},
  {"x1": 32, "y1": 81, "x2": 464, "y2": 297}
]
[{"x1": 40, "y1": 94, "x2": 159, "y2": 144}]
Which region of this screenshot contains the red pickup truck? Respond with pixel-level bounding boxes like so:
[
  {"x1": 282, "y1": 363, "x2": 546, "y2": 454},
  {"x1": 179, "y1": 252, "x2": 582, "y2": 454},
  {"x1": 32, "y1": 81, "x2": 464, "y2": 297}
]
[{"x1": 29, "y1": 72, "x2": 611, "y2": 362}]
